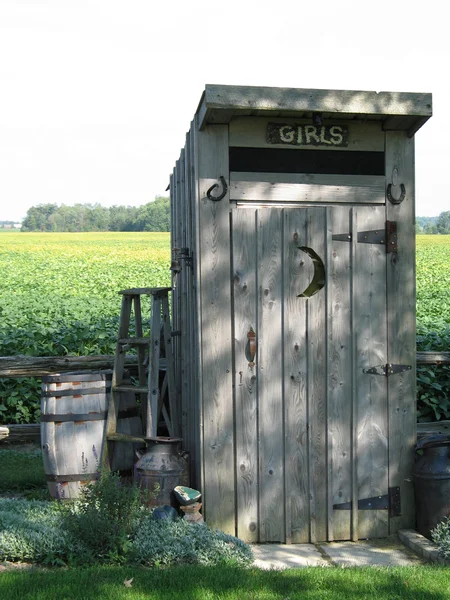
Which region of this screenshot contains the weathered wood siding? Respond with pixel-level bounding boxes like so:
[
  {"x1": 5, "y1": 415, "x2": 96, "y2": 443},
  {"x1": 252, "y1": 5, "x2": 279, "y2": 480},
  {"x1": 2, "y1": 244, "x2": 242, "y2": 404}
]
[
  {"x1": 385, "y1": 131, "x2": 416, "y2": 533},
  {"x1": 196, "y1": 124, "x2": 235, "y2": 532},
  {"x1": 170, "y1": 124, "x2": 202, "y2": 486}
]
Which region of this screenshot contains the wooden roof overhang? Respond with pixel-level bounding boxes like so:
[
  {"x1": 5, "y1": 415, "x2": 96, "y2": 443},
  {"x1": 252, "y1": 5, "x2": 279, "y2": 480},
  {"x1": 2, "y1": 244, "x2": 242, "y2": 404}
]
[{"x1": 196, "y1": 84, "x2": 432, "y2": 138}]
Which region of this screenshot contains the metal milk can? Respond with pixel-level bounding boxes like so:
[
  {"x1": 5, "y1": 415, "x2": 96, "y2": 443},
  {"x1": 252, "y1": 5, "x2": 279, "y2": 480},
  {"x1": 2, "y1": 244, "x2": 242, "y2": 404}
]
[
  {"x1": 414, "y1": 434, "x2": 450, "y2": 539},
  {"x1": 134, "y1": 437, "x2": 189, "y2": 507}
]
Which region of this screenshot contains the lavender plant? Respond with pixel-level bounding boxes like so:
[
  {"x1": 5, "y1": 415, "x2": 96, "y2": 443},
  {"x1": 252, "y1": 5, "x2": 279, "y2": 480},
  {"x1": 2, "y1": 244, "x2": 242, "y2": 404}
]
[{"x1": 431, "y1": 516, "x2": 450, "y2": 560}]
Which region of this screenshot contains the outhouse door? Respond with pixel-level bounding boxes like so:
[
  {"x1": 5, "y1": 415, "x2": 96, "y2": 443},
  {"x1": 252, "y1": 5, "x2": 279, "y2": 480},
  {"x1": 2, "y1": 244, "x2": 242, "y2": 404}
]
[{"x1": 232, "y1": 202, "x2": 392, "y2": 543}]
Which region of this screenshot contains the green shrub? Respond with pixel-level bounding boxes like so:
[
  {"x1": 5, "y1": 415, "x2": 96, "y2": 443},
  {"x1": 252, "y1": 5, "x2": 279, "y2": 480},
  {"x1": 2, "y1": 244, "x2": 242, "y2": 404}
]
[
  {"x1": 59, "y1": 469, "x2": 150, "y2": 564},
  {"x1": 0, "y1": 378, "x2": 42, "y2": 424},
  {"x1": 416, "y1": 324, "x2": 450, "y2": 422}
]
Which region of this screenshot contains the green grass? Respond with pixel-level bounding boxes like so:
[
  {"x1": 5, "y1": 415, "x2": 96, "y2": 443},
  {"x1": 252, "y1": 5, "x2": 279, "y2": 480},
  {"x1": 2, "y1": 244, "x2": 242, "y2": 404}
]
[
  {"x1": 1, "y1": 565, "x2": 450, "y2": 600},
  {"x1": 0, "y1": 448, "x2": 46, "y2": 494}
]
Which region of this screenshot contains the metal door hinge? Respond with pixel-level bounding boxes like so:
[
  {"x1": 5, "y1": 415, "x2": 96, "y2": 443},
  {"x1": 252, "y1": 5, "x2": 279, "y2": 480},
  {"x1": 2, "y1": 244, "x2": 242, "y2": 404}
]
[
  {"x1": 171, "y1": 247, "x2": 193, "y2": 274},
  {"x1": 333, "y1": 486, "x2": 401, "y2": 517},
  {"x1": 179, "y1": 247, "x2": 193, "y2": 267},
  {"x1": 332, "y1": 221, "x2": 397, "y2": 253},
  {"x1": 363, "y1": 363, "x2": 412, "y2": 377}
]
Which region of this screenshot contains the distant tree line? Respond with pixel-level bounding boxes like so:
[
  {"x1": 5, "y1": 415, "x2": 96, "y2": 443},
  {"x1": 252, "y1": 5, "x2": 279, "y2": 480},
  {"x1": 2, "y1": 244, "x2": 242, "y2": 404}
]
[
  {"x1": 14, "y1": 204, "x2": 450, "y2": 235},
  {"x1": 20, "y1": 197, "x2": 170, "y2": 232},
  {"x1": 0, "y1": 221, "x2": 21, "y2": 229},
  {"x1": 416, "y1": 212, "x2": 450, "y2": 234}
]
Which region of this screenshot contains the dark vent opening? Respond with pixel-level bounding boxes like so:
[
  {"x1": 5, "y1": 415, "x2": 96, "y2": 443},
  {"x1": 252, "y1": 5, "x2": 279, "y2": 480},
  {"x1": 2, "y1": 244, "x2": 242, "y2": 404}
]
[{"x1": 229, "y1": 147, "x2": 385, "y2": 176}]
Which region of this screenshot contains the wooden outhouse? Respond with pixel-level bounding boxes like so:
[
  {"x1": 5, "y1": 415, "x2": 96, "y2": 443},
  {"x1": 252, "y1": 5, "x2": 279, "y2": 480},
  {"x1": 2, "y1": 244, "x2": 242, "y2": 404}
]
[{"x1": 169, "y1": 85, "x2": 432, "y2": 543}]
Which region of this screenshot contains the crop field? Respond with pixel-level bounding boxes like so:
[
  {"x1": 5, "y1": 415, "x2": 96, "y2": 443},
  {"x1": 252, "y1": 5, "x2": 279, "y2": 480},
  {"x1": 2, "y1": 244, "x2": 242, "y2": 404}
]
[
  {"x1": 416, "y1": 234, "x2": 450, "y2": 333},
  {"x1": 415, "y1": 235, "x2": 450, "y2": 422},
  {"x1": 0, "y1": 232, "x2": 171, "y2": 423},
  {"x1": 0, "y1": 232, "x2": 449, "y2": 424},
  {"x1": 0, "y1": 232, "x2": 170, "y2": 354}
]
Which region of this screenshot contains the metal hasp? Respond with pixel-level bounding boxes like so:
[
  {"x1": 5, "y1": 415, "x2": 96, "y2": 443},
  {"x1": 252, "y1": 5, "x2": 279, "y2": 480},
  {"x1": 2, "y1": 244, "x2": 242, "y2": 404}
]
[
  {"x1": 363, "y1": 363, "x2": 412, "y2": 376},
  {"x1": 179, "y1": 247, "x2": 193, "y2": 268},
  {"x1": 332, "y1": 221, "x2": 398, "y2": 253},
  {"x1": 333, "y1": 487, "x2": 401, "y2": 517}
]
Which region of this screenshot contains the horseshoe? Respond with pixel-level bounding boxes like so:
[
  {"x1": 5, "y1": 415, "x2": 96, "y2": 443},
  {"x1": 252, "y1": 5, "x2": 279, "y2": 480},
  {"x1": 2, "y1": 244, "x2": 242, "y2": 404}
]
[
  {"x1": 207, "y1": 176, "x2": 228, "y2": 202},
  {"x1": 387, "y1": 183, "x2": 406, "y2": 205}
]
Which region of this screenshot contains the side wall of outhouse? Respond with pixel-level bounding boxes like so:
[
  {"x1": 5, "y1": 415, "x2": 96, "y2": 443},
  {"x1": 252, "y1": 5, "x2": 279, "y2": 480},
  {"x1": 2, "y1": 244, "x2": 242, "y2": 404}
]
[{"x1": 170, "y1": 85, "x2": 432, "y2": 543}]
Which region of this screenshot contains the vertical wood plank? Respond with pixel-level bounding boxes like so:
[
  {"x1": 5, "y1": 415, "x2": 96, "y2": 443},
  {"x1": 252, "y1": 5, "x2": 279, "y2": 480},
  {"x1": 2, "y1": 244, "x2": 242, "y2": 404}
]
[
  {"x1": 330, "y1": 207, "x2": 353, "y2": 541},
  {"x1": 325, "y1": 208, "x2": 333, "y2": 542},
  {"x1": 175, "y1": 157, "x2": 183, "y2": 425},
  {"x1": 191, "y1": 117, "x2": 203, "y2": 492},
  {"x1": 385, "y1": 131, "x2": 416, "y2": 533},
  {"x1": 283, "y1": 209, "x2": 310, "y2": 543},
  {"x1": 171, "y1": 161, "x2": 181, "y2": 417},
  {"x1": 258, "y1": 208, "x2": 285, "y2": 542},
  {"x1": 183, "y1": 132, "x2": 193, "y2": 448},
  {"x1": 197, "y1": 123, "x2": 235, "y2": 534},
  {"x1": 178, "y1": 147, "x2": 188, "y2": 440},
  {"x1": 188, "y1": 122, "x2": 200, "y2": 485},
  {"x1": 354, "y1": 205, "x2": 389, "y2": 539},
  {"x1": 350, "y1": 208, "x2": 359, "y2": 541},
  {"x1": 232, "y1": 207, "x2": 259, "y2": 543},
  {"x1": 306, "y1": 208, "x2": 328, "y2": 542}
]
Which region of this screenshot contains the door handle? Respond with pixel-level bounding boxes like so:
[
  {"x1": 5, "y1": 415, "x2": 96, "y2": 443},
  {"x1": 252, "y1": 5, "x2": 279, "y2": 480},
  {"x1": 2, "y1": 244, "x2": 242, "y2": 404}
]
[{"x1": 247, "y1": 327, "x2": 256, "y2": 368}]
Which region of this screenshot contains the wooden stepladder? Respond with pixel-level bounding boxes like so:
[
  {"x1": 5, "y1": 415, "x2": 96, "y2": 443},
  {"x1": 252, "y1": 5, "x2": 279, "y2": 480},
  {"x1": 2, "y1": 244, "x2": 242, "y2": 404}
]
[{"x1": 102, "y1": 287, "x2": 179, "y2": 468}]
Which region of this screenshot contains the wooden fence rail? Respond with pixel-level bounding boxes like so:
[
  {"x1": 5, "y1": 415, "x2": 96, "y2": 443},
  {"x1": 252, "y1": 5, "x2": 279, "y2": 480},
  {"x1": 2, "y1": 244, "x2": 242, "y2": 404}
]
[
  {"x1": 0, "y1": 355, "x2": 167, "y2": 378},
  {"x1": 416, "y1": 351, "x2": 450, "y2": 365},
  {"x1": 0, "y1": 355, "x2": 130, "y2": 378},
  {"x1": 0, "y1": 352, "x2": 448, "y2": 379},
  {"x1": 0, "y1": 352, "x2": 448, "y2": 443}
]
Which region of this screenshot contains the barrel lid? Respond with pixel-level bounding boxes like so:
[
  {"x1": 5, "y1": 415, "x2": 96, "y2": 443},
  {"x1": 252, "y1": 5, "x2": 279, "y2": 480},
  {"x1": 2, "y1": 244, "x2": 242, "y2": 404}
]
[
  {"x1": 415, "y1": 434, "x2": 450, "y2": 452},
  {"x1": 42, "y1": 370, "x2": 113, "y2": 383}
]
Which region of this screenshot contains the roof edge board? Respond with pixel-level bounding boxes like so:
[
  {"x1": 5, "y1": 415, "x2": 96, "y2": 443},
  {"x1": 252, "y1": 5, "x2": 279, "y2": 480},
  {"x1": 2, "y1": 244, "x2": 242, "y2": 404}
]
[{"x1": 197, "y1": 84, "x2": 432, "y2": 132}]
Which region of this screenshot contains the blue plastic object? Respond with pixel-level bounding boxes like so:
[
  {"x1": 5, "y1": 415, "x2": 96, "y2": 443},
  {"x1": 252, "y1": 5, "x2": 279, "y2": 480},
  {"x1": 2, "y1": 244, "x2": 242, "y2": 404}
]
[{"x1": 152, "y1": 504, "x2": 179, "y2": 521}]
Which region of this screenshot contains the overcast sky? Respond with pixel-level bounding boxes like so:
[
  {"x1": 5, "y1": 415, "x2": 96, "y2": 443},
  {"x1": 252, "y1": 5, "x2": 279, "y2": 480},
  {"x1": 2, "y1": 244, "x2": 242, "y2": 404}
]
[{"x1": 0, "y1": 0, "x2": 448, "y2": 221}]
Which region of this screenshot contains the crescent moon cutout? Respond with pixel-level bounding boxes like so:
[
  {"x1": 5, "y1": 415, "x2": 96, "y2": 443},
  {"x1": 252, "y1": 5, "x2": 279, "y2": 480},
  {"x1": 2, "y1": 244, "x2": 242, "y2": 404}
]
[{"x1": 297, "y1": 246, "x2": 326, "y2": 298}]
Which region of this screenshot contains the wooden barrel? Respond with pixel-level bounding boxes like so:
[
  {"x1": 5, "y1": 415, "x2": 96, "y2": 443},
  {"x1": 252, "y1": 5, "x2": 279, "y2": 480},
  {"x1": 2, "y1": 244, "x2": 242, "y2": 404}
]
[{"x1": 40, "y1": 370, "x2": 143, "y2": 499}]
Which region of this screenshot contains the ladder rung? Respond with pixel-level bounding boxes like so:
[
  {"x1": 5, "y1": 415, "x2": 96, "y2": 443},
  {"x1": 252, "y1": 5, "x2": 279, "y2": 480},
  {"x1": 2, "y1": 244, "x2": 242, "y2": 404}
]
[
  {"x1": 118, "y1": 287, "x2": 172, "y2": 296},
  {"x1": 113, "y1": 385, "x2": 149, "y2": 394},
  {"x1": 118, "y1": 337, "x2": 151, "y2": 345},
  {"x1": 107, "y1": 433, "x2": 146, "y2": 443}
]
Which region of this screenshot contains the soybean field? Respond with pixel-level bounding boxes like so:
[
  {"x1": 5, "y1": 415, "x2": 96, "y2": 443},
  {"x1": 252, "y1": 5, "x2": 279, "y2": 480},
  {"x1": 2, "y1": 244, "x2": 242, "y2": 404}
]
[
  {"x1": 0, "y1": 232, "x2": 170, "y2": 423},
  {"x1": 0, "y1": 232, "x2": 449, "y2": 424}
]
